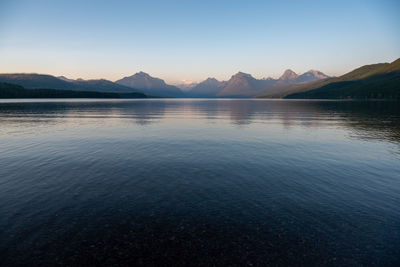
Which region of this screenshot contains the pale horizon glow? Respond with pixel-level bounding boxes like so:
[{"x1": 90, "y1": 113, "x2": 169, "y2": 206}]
[{"x1": 0, "y1": 0, "x2": 399, "y2": 84}]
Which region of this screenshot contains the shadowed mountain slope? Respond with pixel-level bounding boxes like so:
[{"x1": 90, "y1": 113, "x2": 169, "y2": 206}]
[
  {"x1": 0, "y1": 82, "x2": 146, "y2": 98},
  {"x1": 0, "y1": 74, "x2": 143, "y2": 94},
  {"x1": 187, "y1": 78, "x2": 224, "y2": 97},
  {"x1": 116, "y1": 72, "x2": 184, "y2": 97},
  {"x1": 217, "y1": 72, "x2": 276, "y2": 97},
  {"x1": 258, "y1": 62, "x2": 393, "y2": 98},
  {"x1": 284, "y1": 58, "x2": 400, "y2": 99}
]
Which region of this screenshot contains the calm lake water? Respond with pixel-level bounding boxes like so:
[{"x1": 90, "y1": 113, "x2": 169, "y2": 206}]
[{"x1": 0, "y1": 99, "x2": 399, "y2": 266}]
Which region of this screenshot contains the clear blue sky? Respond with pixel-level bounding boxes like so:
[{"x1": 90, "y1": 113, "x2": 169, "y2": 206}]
[{"x1": 0, "y1": 0, "x2": 399, "y2": 83}]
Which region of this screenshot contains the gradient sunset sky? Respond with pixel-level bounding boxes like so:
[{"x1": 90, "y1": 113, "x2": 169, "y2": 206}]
[{"x1": 0, "y1": 0, "x2": 399, "y2": 84}]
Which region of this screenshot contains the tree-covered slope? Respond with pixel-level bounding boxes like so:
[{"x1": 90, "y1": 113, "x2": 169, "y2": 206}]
[
  {"x1": 0, "y1": 82, "x2": 147, "y2": 98},
  {"x1": 282, "y1": 58, "x2": 400, "y2": 99},
  {"x1": 285, "y1": 72, "x2": 400, "y2": 99},
  {"x1": 259, "y1": 61, "x2": 393, "y2": 98},
  {"x1": 0, "y1": 74, "x2": 143, "y2": 93}
]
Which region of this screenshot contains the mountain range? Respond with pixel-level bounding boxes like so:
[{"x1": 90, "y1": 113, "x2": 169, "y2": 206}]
[
  {"x1": 186, "y1": 69, "x2": 329, "y2": 97},
  {"x1": 0, "y1": 69, "x2": 328, "y2": 98},
  {"x1": 276, "y1": 69, "x2": 329, "y2": 84},
  {"x1": 0, "y1": 58, "x2": 399, "y2": 99}
]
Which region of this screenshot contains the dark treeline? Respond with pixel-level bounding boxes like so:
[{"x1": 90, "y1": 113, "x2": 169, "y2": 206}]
[
  {"x1": 0, "y1": 83, "x2": 147, "y2": 99},
  {"x1": 286, "y1": 73, "x2": 400, "y2": 100}
]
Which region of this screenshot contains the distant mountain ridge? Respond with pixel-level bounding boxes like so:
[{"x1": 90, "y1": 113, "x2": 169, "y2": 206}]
[
  {"x1": 0, "y1": 73, "x2": 77, "y2": 90},
  {"x1": 115, "y1": 72, "x2": 184, "y2": 97},
  {"x1": 187, "y1": 78, "x2": 224, "y2": 97},
  {"x1": 72, "y1": 79, "x2": 139, "y2": 93},
  {"x1": 187, "y1": 69, "x2": 329, "y2": 98},
  {"x1": 174, "y1": 81, "x2": 198, "y2": 91},
  {"x1": 0, "y1": 73, "x2": 142, "y2": 94},
  {"x1": 296, "y1": 70, "x2": 330, "y2": 83},
  {"x1": 217, "y1": 72, "x2": 276, "y2": 97},
  {"x1": 278, "y1": 69, "x2": 298, "y2": 82},
  {"x1": 57, "y1": 76, "x2": 77, "y2": 82},
  {"x1": 275, "y1": 69, "x2": 330, "y2": 84},
  {"x1": 256, "y1": 70, "x2": 330, "y2": 97}
]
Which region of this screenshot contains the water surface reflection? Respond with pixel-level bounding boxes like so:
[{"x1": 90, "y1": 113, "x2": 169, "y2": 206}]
[{"x1": 0, "y1": 99, "x2": 399, "y2": 266}]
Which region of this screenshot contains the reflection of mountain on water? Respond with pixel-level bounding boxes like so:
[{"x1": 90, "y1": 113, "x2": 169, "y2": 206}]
[
  {"x1": 211, "y1": 100, "x2": 336, "y2": 127},
  {"x1": 311, "y1": 101, "x2": 400, "y2": 145},
  {"x1": 118, "y1": 100, "x2": 166, "y2": 125},
  {"x1": 0, "y1": 100, "x2": 167, "y2": 126},
  {"x1": 222, "y1": 100, "x2": 400, "y2": 145},
  {"x1": 200, "y1": 100, "x2": 400, "y2": 144}
]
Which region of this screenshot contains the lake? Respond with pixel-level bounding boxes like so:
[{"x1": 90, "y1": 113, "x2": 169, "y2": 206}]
[{"x1": 0, "y1": 99, "x2": 399, "y2": 266}]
